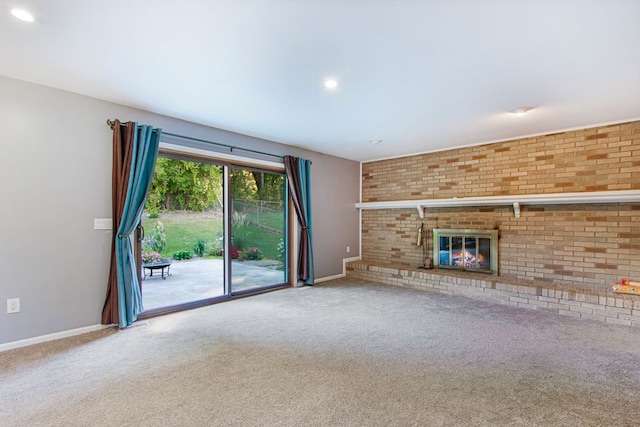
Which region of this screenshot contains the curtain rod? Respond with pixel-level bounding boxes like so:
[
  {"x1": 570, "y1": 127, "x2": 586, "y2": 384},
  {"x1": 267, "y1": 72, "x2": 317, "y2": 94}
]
[{"x1": 106, "y1": 119, "x2": 284, "y2": 161}]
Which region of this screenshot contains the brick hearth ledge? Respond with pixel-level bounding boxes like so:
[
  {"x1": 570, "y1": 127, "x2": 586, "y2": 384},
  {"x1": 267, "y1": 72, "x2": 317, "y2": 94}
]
[{"x1": 347, "y1": 260, "x2": 640, "y2": 328}]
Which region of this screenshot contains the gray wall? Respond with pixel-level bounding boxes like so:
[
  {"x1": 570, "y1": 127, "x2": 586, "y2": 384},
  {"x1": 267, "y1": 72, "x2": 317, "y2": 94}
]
[{"x1": 0, "y1": 75, "x2": 360, "y2": 345}]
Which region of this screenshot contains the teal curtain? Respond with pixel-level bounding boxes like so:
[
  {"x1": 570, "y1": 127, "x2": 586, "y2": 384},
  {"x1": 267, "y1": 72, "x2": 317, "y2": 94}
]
[
  {"x1": 298, "y1": 158, "x2": 314, "y2": 284},
  {"x1": 284, "y1": 156, "x2": 314, "y2": 284},
  {"x1": 102, "y1": 121, "x2": 160, "y2": 327}
]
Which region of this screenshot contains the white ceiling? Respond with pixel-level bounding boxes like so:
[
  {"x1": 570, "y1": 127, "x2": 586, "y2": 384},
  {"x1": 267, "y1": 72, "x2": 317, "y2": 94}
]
[{"x1": 1, "y1": 0, "x2": 639, "y2": 162}]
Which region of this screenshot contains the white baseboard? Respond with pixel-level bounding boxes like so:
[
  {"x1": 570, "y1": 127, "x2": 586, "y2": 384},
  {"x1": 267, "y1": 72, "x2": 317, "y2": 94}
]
[
  {"x1": 1, "y1": 257, "x2": 365, "y2": 350},
  {"x1": 314, "y1": 274, "x2": 344, "y2": 283},
  {"x1": 0, "y1": 324, "x2": 111, "y2": 353},
  {"x1": 314, "y1": 256, "x2": 361, "y2": 283}
]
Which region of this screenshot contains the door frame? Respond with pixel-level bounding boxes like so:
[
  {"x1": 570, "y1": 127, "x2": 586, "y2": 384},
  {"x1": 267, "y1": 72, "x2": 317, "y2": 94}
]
[{"x1": 138, "y1": 143, "x2": 292, "y2": 319}]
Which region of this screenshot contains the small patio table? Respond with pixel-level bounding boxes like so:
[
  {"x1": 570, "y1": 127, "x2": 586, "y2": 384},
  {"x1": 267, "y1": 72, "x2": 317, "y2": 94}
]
[{"x1": 142, "y1": 261, "x2": 172, "y2": 280}]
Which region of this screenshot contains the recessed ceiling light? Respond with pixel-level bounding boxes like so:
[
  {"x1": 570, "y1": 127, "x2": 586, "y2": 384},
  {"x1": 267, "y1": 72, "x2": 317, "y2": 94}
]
[
  {"x1": 511, "y1": 106, "x2": 533, "y2": 116},
  {"x1": 11, "y1": 8, "x2": 34, "y2": 22},
  {"x1": 324, "y1": 78, "x2": 339, "y2": 89},
  {"x1": 370, "y1": 139, "x2": 383, "y2": 145}
]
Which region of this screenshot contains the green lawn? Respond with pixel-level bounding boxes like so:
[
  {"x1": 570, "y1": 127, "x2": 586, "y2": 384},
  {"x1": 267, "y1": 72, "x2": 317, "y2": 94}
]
[
  {"x1": 242, "y1": 211, "x2": 285, "y2": 232},
  {"x1": 142, "y1": 211, "x2": 283, "y2": 260}
]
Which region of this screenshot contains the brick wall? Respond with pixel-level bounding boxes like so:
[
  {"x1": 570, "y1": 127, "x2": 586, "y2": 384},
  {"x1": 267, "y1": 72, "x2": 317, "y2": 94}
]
[{"x1": 361, "y1": 121, "x2": 640, "y2": 290}]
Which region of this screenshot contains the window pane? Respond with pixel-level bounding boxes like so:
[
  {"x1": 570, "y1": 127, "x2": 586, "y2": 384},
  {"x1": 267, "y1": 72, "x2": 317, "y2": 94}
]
[
  {"x1": 465, "y1": 237, "x2": 477, "y2": 269},
  {"x1": 478, "y1": 238, "x2": 491, "y2": 271},
  {"x1": 439, "y1": 236, "x2": 451, "y2": 266},
  {"x1": 451, "y1": 237, "x2": 463, "y2": 267},
  {"x1": 230, "y1": 168, "x2": 286, "y2": 292},
  {"x1": 141, "y1": 159, "x2": 225, "y2": 309}
]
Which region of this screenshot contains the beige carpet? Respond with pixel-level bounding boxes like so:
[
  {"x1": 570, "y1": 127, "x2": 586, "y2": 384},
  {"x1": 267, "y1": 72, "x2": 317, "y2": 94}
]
[{"x1": 2, "y1": 278, "x2": 640, "y2": 426}]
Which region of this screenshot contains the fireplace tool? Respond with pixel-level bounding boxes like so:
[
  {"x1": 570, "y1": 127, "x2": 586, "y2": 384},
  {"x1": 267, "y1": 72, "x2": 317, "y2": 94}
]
[{"x1": 416, "y1": 222, "x2": 433, "y2": 269}]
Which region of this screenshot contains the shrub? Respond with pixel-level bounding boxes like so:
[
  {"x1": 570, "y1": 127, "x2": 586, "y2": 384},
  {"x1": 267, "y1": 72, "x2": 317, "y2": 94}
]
[
  {"x1": 192, "y1": 238, "x2": 209, "y2": 257},
  {"x1": 231, "y1": 235, "x2": 246, "y2": 251},
  {"x1": 172, "y1": 250, "x2": 192, "y2": 260},
  {"x1": 151, "y1": 221, "x2": 166, "y2": 253},
  {"x1": 231, "y1": 211, "x2": 251, "y2": 250},
  {"x1": 148, "y1": 212, "x2": 159, "y2": 219},
  {"x1": 207, "y1": 237, "x2": 224, "y2": 257},
  {"x1": 219, "y1": 246, "x2": 240, "y2": 259},
  {"x1": 246, "y1": 247, "x2": 264, "y2": 260}
]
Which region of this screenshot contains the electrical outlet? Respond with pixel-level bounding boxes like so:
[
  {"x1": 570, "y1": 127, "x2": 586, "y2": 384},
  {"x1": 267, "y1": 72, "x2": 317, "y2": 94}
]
[
  {"x1": 7, "y1": 298, "x2": 20, "y2": 314},
  {"x1": 346, "y1": 246, "x2": 350, "y2": 253}
]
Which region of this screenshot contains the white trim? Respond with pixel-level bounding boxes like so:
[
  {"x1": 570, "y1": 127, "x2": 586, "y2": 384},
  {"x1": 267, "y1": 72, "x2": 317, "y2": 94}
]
[
  {"x1": 356, "y1": 190, "x2": 640, "y2": 218},
  {"x1": 358, "y1": 209, "x2": 362, "y2": 258},
  {"x1": 314, "y1": 274, "x2": 345, "y2": 283},
  {"x1": 359, "y1": 162, "x2": 363, "y2": 259},
  {"x1": 363, "y1": 117, "x2": 640, "y2": 164},
  {"x1": 159, "y1": 142, "x2": 284, "y2": 170},
  {"x1": 0, "y1": 324, "x2": 111, "y2": 353},
  {"x1": 359, "y1": 162, "x2": 363, "y2": 203},
  {"x1": 314, "y1": 256, "x2": 362, "y2": 283}
]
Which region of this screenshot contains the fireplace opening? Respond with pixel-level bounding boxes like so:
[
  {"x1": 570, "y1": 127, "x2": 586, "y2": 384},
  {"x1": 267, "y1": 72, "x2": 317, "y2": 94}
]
[{"x1": 433, "y1": 229, "x2": 498, "y2": 275}]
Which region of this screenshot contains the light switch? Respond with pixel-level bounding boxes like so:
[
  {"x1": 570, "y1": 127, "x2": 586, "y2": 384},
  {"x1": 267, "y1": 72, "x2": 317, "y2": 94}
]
[{"x1": 94, "y1": 218, "x2": 113, "y2": 230}]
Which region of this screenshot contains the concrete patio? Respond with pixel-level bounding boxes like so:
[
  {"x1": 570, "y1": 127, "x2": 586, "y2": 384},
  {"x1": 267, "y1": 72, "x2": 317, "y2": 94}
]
[{"x1": 141, "y1": 258, "x2": 285, "y2": 310}]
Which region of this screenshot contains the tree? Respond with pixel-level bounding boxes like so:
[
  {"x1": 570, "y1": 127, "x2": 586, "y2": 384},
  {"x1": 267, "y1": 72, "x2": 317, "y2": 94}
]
[
  {"x1": 231, "y1": 169, "x2": 258, "y2": 201},
  {"x1": 146, "y1": 159, "x2": 285, "y2": 213},
  {"x1": 232, "y1": 169, "x2": 285, "y2": 206},
  {"x1": 146, "y1": 158, "x2": 222, "y2": 212},
  {"x1": 251, "y1": 171, "x2": 285, "y2": 203}
]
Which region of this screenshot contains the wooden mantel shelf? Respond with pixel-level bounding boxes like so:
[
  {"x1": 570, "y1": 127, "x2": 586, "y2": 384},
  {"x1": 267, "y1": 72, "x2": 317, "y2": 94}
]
[{"x1": 355, "y1": 190, "x2": 640, "y2": 218}]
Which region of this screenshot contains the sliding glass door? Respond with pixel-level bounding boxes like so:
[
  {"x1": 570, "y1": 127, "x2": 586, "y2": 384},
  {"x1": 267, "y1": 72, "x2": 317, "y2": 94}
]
[
  {"x1": 140, "y1": 155, "x2": 287, "y2": 312},
  {"x1": 230, "y1": 167, "x2": 286, "y2": 293},
  {"x1": 141, "y1": 158, "x2": 225, "y2": 309}
]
